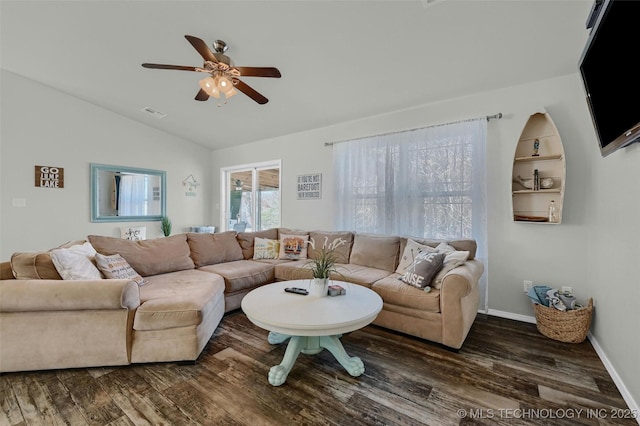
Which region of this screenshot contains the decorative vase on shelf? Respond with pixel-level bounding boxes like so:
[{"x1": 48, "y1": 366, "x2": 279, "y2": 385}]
[{"x1": 310, "y1": 277, "x2": 329, "y2": 297}]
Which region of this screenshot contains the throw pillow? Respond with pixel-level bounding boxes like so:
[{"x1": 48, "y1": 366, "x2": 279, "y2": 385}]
[
  {"x1": 400, "y1": 252, "x2": 446, "y2": 289},
  {"x1": 396, "y1": 239, "x2": 438, "y2": 273},
  {"x1": 278, "y1": 234, "x2": 309, "y2": 260},
  {"x1": 253, "y1": 238, "x2": 281, "y2": 260},
  {"x1": 50, "y1": 242, "x2": 102, "y2": 280},
  {"x1": 95, "y1": 253, "x2": 146, "y2": 286},
  {"x1": 432, "y1": 242, "x2": 470, "y2": 288}
]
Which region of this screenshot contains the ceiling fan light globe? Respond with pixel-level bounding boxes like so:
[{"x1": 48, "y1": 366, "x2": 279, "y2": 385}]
[
  {"x1": 199, "y1": 77, "x2": 220, "y2": 98},
  {"x1": 224, "y1": 87, "x2": 238, "y2": 99},
  {"x1": 218, "y1": 76, "x2": 235, "y2": 93}
]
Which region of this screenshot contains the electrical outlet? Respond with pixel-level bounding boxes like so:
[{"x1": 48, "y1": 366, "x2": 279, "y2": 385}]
[
  {"x1": 523, "y1": 280, "x2": 533, "y2": 293},
  {"x1": 561, "y1": 286, "x2": 573, "y2": 294}
]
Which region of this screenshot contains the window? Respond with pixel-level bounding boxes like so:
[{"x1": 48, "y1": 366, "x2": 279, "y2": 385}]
[
  {"x1": 221, "y1": 161, "x2": 281, "y2": 232},
  {"x1": 334, "y1": 119, "x2": 486, "y2": 239},
  {"x1": 334, "y1": 118, "x2": 487, "y2": 309}
]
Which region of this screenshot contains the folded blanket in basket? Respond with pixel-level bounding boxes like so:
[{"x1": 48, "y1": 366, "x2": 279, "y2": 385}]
[{"x1": 527, "y1": 285, "x2": 552, "y2": 306}]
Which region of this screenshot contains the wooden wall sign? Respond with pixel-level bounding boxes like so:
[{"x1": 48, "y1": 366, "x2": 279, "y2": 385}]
[
  {"x1": 35, "y1": 165, "x2": 64, "y2": 188},
  {"x1": 297, "y1": 173, "x2": 321, "y2": 199}
]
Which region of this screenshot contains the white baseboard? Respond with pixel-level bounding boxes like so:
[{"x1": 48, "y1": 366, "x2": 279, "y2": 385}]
[
  {"x1": 484, "y1": 310, "x2": 639, "y2": 425},
  {"x1": 486, "y1": 308, "x2": 536, "y2": 324},
  {"x1": 587, "y1": 332, "x2": 640, "y2": 425}
]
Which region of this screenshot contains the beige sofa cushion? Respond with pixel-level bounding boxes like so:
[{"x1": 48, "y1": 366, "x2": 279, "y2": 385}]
[
  {"x1": 88, "y1": 234, "x2": 194, "y2": 277},
  {"x1": 307, "y1": 231, "x2": 354, "y2": 264},
  {"x1": 372, "y1": 274, "x2": 441, "y2": 313},
  {"x1": 11, "y1": 251, "x2": 62, "y2": 280},
  {"x1": 329, "y1": 263, "x2": 392, "y2": 287},
  {"x1": 236, "y1": 228, "x2": 279, "y2": 259},
  {"x1": 198, "y1": 260, "x2": 274, "y2": 294},
  {"x1": 10, "y1": 240, "x2": 86, "y2": 280},
  {"x1": 187, "y1": 231, "x2": 244, "y2": 267},
  {"x1": 134, "y1": 270, "x2": 225, "y2": 331},
  {"x1": 273, "y1": 261, "x2": 313, "y2": 281},
  {"x1": 349, "y1": 234, "x2": 401, "y2": 272}
]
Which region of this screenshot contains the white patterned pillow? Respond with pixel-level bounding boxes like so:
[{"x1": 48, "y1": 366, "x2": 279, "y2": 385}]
[
  {"x1": 50, "y1": 242, "x2": 102, "y2": 280},
  {"x1": 432, "y1": 243, "x2": 470, "y2": 288},
  {"x1": 95, "y1": 253, "x2": 146, "y2": 286},
  {"x1": 278, "y1": 234, "x2": 309, "y2": 260},
  {"x1": 396, "y1": 239, "x2": 438, "y2": 273},
  {"x1": 253, "y1": 238, "x2": 281, "y2": 259}
]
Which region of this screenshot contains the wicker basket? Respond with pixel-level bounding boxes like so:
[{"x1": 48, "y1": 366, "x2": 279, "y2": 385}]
[{"x1": 533, "y1": 298, "x2": 593, "y2": 343}]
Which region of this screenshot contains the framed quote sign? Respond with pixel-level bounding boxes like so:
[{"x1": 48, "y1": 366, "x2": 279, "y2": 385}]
[
  {"x1": 35, "y1": 165, "x2": 64, "y2": 188},
  {"x1": 297, "y1": 173, "x2": 321, "y2": 200}
]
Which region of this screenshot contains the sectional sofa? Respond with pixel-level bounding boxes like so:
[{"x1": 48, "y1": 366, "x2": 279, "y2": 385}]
[{"x1": 0, "y1": 228, "x2": 483, "y2": 373}]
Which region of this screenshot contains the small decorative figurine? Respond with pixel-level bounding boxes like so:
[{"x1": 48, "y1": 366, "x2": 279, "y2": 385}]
[{"x1": 532, "y1": 138, "x2": 540, "y2": 156}]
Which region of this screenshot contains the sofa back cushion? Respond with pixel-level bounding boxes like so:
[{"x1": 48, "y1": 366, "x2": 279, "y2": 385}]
[
  {"x1": 349, "y1": 234, "x2": 401, "y2": 272},
  {"x1": 88, "y1": 234, "x2": 194, "y2": 277},
  {"x1": 187, "y1": 231, "x2": 244, "y2": 267},
  {"x1": 9, "y1": 240, "x2": 86, "y2": 280},
  {"x1": 10, "y1": 251, "x2": 62, "y2": 280},
  {"x1": 236, "y1": 228, "x2": 279, "y2": 259},
  {"x1": 307, "y1": 231, "x2": 354, "y2": 264}
]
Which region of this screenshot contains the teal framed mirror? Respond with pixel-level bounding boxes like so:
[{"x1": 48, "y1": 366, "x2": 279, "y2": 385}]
[{"x1": 91, "y1": 163, "x2": 166, "y2": 222}]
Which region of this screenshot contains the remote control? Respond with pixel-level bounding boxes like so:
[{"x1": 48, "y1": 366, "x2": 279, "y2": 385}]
[{"x1": 284, "y1": 287, "x2": 308, "y2": 295}]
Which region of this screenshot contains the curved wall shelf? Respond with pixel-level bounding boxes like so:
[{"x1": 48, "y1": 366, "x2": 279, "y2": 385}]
[{"x1": 512, "y1": 112, "x2": 566, "y2": 224}]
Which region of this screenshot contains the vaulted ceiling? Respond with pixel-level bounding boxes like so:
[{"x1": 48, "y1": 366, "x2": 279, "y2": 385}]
[{"x1": 1, "y1": 0, "x2": 593, "y2": 150}]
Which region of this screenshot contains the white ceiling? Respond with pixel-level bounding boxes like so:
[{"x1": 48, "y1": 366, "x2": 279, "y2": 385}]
[{"x1": 1, "y1": 0, "x2": 594, "y2": 151}]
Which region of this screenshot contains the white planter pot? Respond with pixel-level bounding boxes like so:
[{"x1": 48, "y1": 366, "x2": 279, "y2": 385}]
[{"x1": 310, "y1": 278, "x2": 329, "y2": 297}]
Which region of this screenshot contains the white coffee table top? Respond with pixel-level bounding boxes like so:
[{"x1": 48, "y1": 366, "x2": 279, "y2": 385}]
[{"x1": 241, "y1": 280, "x2": 383, "y2": 337}]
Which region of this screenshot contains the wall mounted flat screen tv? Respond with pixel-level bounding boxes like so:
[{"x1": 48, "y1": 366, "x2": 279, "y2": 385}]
[{"x1": 579, "y1": 0, "x2": 640, "y2": 157}]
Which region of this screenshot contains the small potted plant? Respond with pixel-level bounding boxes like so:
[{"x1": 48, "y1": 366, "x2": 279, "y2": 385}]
[
  {"x1": 161, "y1": 216, "x2": 172, "y2": 237},
  {"x1": 305, "y1": 236, "x2": 346, "y2": 296}
]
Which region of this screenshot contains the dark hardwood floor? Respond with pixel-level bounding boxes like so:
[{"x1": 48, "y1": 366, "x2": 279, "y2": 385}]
[{"x1": 1, "y1": 312, "x2": 636, "y2": 425}]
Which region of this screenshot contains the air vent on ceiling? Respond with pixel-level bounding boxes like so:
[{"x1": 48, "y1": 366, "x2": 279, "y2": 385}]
[{"x1": 141, "y1": 107, "x2": 167, "y2": 119}]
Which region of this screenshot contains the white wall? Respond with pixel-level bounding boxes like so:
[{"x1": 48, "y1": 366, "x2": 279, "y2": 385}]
[
  {"x1": 0, "y1": 71, "x2": 213, "y2": 258},
  {"x1": 587, "y1": 139, "x2": 640, "y2": 408},
  {"x1": 211, "y1": 73, "x2": 638, "y2": 408}
]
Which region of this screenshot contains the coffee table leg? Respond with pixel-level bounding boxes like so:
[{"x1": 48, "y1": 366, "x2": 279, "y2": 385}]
[
  {"x1": 319, "y1": 335, "x2": 365, "y2": 377},
  {"x1": 268, "y1": 331, "x2": 290, "y2": 345},
  {"x1": 268, "y1": 336, "x2": 305, "y2": 386}
]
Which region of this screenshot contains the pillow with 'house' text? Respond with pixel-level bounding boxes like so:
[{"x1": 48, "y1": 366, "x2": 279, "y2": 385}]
[{"x1": 400, "y1": 252, "x2": 445, "y2": 289}]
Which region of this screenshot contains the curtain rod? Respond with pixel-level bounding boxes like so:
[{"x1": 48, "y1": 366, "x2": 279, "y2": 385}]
[{"x1": 324, "y1": 112, "x2": 503, "y2": 147}]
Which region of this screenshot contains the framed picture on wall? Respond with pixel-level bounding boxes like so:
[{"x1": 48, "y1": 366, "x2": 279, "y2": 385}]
[
  {"x1": 297, "y1": 173, "x2": 321, "y2": 200},
  {"x1": 120, "y1": 226, "x2": 146, "y2": 241}
]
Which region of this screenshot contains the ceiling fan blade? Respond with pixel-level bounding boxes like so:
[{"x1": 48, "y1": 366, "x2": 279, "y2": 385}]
[
  {"x1": 184, "y1": 35, "x2": 218, "y2": 63},
  {"x1": 235, "y1": 67, "x2": 281, "y2": 78},
  {"x1": 195, "y1": 89, "x2": 209, "y2": 101},
  {"x1": 235, "y1": 80, "x2": 269, "y2": 104},
  {"x1": 142, "y1": 63, "x2": 198, "y2": 71}
]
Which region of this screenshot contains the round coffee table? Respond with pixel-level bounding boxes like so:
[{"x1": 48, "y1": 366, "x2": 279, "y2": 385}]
[{"x1": 241, "y1": 280, "x2": 383, "y2": 386}]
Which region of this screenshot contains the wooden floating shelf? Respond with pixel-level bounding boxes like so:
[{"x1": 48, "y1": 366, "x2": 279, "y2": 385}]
[
  {"x1": 514, "y1": 154, "x2": 562, "y2": 163},
  {"x1": 512, "y1": 189, "x2": 561, "y2": 194},
  {"x1": 511, "y1": 112, "x2": 565, "y2": 224}
]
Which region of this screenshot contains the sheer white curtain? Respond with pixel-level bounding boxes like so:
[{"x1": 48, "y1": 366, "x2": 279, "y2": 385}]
[
  {"x1": 118, "y1": 174, "x2": 148, "y2": 216},
  {"x1": 334, "y1": 118, "x2": 488, "y2": 310}
]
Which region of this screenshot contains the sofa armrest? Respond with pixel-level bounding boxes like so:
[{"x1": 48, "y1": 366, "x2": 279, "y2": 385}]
[
  {"x1": 439, "y1": 259, "x2": 484, "y2": 349},
  {"x1": 439, "y1": 259, "x2": 484, "y2": 299},
  {"x1": 0, "y1": 279, "x2": 140, "y2": 312}
]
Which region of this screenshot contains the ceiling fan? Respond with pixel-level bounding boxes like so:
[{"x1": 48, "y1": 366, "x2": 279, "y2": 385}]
[{"x1": 142, "y1": 35, "x2": 281, "y2": 105}]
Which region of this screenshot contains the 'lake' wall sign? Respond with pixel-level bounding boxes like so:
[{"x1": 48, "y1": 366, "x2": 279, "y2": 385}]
[{"x1": 35, "y1": 165, "x2": 64, "y2": 188}]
